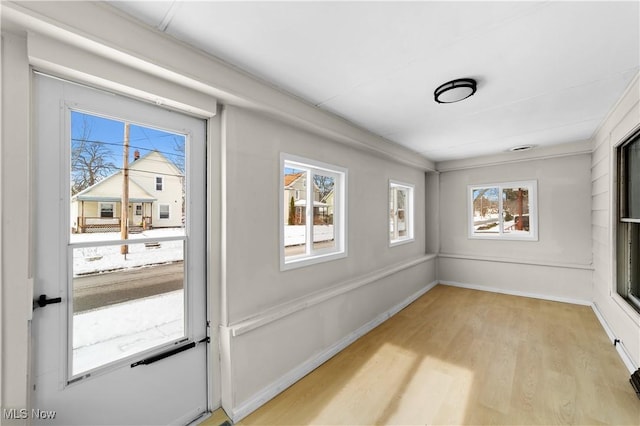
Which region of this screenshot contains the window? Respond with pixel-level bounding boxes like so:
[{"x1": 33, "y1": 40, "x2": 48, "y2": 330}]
[
  {"x1": 617, "y1": 131, "x2": 640, "y2": 313},
  {"x1": 468, "y1": 180, "x2": 538, "y2": 240},
  {"x1": 389, "y1": 180, "x2": 414, "y2": 245},
  {"x1": 100, "y1": 202, "x2": 115, "y2": 218},
  {"x1": 156, "y1": 176, "x2": 163, "y2": 191},
  {"x1": 135, "y1": 204, "x2": 142, "y2": 216},
  {"x1": 159, "y1": 204, "x2": 170, "y2": 219},
  {"x1": 281, "y1": 153, "x2": 346, "y2": 269}
]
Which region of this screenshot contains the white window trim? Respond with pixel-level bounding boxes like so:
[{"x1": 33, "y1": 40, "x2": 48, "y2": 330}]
[
  {"x1": 389, "y1": 180, "x2": 415, "y2": 247},
  {"x1": 613, "y1": 128, "x2": 640, "y2": 318},
  {"x1": 156, "y1": 176, "x2": 164, "y2": 191},
  {"x1": 159, "y1": 203, "x2": 170, "y2": 219},
  {"x1": 280, "y1": 153, "x2": 347, "y2": 271},
  {"x1": 468, "y1": 180, "x2": 538, "y2": 241}
]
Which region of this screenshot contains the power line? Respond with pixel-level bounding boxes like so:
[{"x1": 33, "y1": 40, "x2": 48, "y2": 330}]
[
  {"x1": 72, "y1": 167, "x2": 183, "y2": 179},
  {"x1": 71, "y1": 138, "x2": 185, "y2": 158}
]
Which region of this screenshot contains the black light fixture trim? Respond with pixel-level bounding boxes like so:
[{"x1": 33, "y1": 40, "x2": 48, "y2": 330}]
[{"x1": 434, "y1": 78, "x2": 477, "y2": 104}]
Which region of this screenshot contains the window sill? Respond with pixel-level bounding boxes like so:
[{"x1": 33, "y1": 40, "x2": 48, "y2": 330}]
[
  {"x1": 281, "y1": 250, "x2": 347, "y2": 271},
  {"x1": 468, "y1": 234, "x2": 538, "y2": 242},
  {"x1": 389, "y1": 238, "x2": 415, "y2": 248}
]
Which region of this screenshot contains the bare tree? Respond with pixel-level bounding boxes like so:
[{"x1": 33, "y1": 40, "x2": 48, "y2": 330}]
[
  {"x1": 313, "y1": 175, "x2": 334, "y2": 200},
  {"x1": 170, "y1": 135, "x2": 186, "y2": 173},
  {"x1": 71, "y1": 115, "x2": 117, "y2": 195}
]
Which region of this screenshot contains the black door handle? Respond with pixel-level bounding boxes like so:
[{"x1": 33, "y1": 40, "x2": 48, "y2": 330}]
[{"x1": 34, "y1": 294, "x2": 62, "y2": 309}]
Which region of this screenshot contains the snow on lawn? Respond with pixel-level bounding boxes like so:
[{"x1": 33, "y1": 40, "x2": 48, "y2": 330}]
[
  {"x1": 73, "y1": 289, "x2": 183, "y2": 375},
  {"x1": 71, "y1": 228, "x2": 184, "y2": 276},
  {"x1": 284, "y1": 225, "x2": 334, "y2": 246}
]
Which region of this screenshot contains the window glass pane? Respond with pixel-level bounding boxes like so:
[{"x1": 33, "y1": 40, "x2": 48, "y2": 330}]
[
  {"x1": 159, "y1": 204, "x2": 170, "y2": 219},
  {"x1": 72, "y1": 240, "x2": 184, "y2": 375},
  {"x1": 284, "y1": 166, "x2": 307, "y2": 258},
  {"x1": 631, "y1": 223, "x2": 640, "y2": 300},
  {"x1": 626, "y1": 139, "x2": 640, "y2": 219},
  {"x1": 313, "y1": 174, "x2": 335, "y2": 250},
  {"x1": 502, "y1": 187, "x2": 530, "y2": 235},
  {"x1": 70, "y1": 112, "x2": 186, "y2": 240},
  {"x1": 396, "y1": 188, "x2": 408, "y2": 238},
  {"x1": 100, "y1": 203, "x2": 114, "y2": 218},
  {"x1": 389, "y1": 187, "x2": 396, "y2": 239},
  {"x1": 472, "y1": 187, "x2": 499, "y2": 234},
  {"x1": 390, "y1": 183, "x2": 413, "y2": 244}
]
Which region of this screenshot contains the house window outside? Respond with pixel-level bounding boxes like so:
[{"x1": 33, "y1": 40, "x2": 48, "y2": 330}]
[
  {"x1": 389, "y1": 181, "x2": 414, "y2": 245},
  {"x1": 281, "y1": 153, "x2": 347, "y2": 270},
  {"x1": 468, "y1": 180, "x2": 538, "y2": 240},
  {"x1": 156, "y1": 176, "x2": 164, "y2": 191},
  {"x1": 159, "y1": 204, "x2": 170, "y2": 219},
  {"x1": 135, "y1": 204, "x2": 143, "y2": 216},
  {"x1": 99, "y1": 202, "x2": 115, "y2": 218},
  {"x1": 616, "y1": 131, "x2": 640, "y2": 313}
]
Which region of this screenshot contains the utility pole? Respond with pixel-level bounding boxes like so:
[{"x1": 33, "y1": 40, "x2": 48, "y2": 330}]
[
  {"x1": 516, "y1": 188, "x2": 524, "y2": 231},
  {"x1": 121, "y1": 123, "x2": 130, "y2": 254}
]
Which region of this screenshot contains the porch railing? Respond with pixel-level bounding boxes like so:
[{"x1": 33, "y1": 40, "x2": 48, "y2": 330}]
[{"x1": 76, "y1": 216, "x2": 152, "y2": 233}]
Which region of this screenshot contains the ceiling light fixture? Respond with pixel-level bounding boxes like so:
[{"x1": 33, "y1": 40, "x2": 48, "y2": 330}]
[{"x1": 434, "y1": 78, "x2": 477, "y2": 104}]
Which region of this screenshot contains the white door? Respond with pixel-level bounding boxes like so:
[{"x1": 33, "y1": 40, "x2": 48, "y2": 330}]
[{"x1": 32, "y1": 74, "x2": 209, "y2": 425}]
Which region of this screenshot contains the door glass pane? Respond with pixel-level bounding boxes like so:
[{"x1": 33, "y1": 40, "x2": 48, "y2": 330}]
[
  {"x1": 313, "y1": 173, "x2": 335, "y2": 250},
  {"x1": 502, "y1": 187, "x2": 530, "y2": 235},
  {"x1": 72, "y1": 241, "x2": 184, "y2": 375},
  {"x1": 70, "y1": 111, "x2": 186, "y2": 240},
  {"x1": 472, "y1": 187, "x2": 499, "y2": 234},
  {"x1": 284, "y1": 166, "x2": 307, "y2": 258},
  {"x1": 69, "y1": 111, "x2": 188, "y2": 375}
]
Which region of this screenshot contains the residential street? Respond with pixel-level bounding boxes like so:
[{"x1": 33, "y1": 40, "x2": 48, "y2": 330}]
[{"x1": 73, "y1": 262, "x2": 183, "y2": 313}]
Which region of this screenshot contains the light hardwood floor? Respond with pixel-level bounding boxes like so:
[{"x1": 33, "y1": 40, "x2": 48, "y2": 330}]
[{"x1": 204, "y1": 285, "x2": 640, "y2": 425}]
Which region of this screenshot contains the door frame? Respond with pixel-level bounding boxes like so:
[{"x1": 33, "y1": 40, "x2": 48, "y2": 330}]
[
  {"x1": 1, "y1": 5, "x2": 223, "y2": 415},
  {"x1": 31, "y1": 73, "x2": 214, "y2": 424}
]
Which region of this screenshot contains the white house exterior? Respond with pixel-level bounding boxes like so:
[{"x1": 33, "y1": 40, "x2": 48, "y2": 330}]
[{"x1": 71, "y1": 150, "x2": 184, "y2": 232}]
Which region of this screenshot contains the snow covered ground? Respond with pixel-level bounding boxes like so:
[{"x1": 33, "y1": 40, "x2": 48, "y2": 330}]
[
  {"x1": 284, "y1": 225, "x2": 334, "y2": 246},
  {"x1": 73, "y1": 290, "x2": 183, "y2": 375},
  {"x1": 71, "y1": 228, "x2": 184, "y2": 275},
  {"x1": 69, "y1": 229, "x2": 190, "y2": 374}
]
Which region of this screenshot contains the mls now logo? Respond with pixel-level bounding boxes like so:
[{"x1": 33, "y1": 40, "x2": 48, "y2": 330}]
[
  {"x1": 31, "y1": 409, "x2": 57, "y2": 420},
  {"x1": 3, "y1": 408, "x2": 56, "y2": 420},
  {"x1": 3, "y1": 409, "x2": 28, "y2": 420}
]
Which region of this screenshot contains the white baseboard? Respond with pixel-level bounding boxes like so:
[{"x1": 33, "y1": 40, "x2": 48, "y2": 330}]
[
  {"x1": 228, "y1": 280, "x2": 439, "y2": 422},
  {"x1": 591, "y1": 302, "x2": 638, "y2": 374},
  {"x1": 439, "y1": 280, "x2": 592, "y2": 306}
]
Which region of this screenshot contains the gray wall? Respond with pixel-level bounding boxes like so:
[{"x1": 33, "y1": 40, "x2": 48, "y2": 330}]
[
  {"x1": 224, "y1": 106, "x2": 428, "y2": 320},
  {"x1": 220, "y1": 106, "x2": 436, "y2": 418},
  {"x1": 437, "y1": 153, "x2": 593, "y2": 303}
]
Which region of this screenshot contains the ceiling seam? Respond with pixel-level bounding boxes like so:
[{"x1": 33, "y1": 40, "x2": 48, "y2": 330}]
[{"x1": 158, "y1": 0, "x2": 180, "y2": 32}]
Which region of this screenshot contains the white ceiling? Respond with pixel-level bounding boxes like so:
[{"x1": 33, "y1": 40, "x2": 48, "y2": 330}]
[{"x1": 108, "y1": 1, "x2": 640, "y2": 162}]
